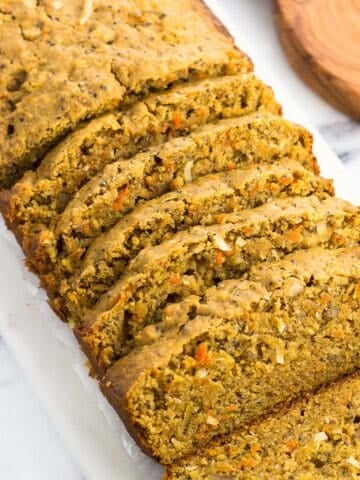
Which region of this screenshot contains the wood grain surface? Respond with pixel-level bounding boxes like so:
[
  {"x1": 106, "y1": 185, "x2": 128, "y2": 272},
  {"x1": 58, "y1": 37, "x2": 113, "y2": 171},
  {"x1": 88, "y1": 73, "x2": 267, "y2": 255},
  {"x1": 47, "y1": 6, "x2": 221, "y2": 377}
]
[{"x1": 276, "y1": 0, "x2": 360, "y2": 120}]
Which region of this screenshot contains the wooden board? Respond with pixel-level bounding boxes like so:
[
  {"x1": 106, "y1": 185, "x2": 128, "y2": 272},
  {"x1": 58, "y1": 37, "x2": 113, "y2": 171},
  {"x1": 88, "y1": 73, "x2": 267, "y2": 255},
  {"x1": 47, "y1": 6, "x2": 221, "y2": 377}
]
[{"x1": 276, "y1": 0, "x2": 360, "y2": 120}]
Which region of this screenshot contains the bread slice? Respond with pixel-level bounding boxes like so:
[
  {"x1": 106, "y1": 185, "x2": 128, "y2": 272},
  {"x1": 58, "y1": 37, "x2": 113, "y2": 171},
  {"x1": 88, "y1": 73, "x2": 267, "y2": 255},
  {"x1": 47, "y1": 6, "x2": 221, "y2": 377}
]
[
  {"x1": 61, "y1": 160, "x2": 333, "y2": 320},
  {"x1": 77, "y1": 196, "x2": 360, "y2": 373},
  {"x1": 163, "y1": 373, "x2": 360, "y2": 479},
  {"x1": 0, "y1": 73, "x2": 280, "y2": 241},
  {"x1": 24, "y1": 113, "x2": 316, "y2": 287},
  {"x1": 101, "y1": 246, "x2": 360, "y2": 464},
  {"x1": 0, "y1": 0, "x2": 251, "y2": 188}
]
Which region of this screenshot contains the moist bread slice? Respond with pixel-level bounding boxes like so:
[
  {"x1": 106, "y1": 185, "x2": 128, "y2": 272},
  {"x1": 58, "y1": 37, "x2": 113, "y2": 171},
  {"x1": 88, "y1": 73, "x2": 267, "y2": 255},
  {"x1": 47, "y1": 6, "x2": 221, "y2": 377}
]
[
  {"x1": 0, "y1": 73, "x2": 280, "y2": 240},
  {"x1": 62, "y1": 160, "x2": 333, "y2": 319},
  {"x1": 77, "y1": 196, "x2": 360, "y2": 373},
  {"x1": 101, "y1": 246, "x2": 360, "y2": 463},
  {"x1": 163, "y1": 373, "x2": 360, "y2": 479},
  {"x1": 25, "y1": 113, "x2": 316, "y2": 286},
  {"x1": 0, "y1": 0, "x2": 251, "y2": 188}
]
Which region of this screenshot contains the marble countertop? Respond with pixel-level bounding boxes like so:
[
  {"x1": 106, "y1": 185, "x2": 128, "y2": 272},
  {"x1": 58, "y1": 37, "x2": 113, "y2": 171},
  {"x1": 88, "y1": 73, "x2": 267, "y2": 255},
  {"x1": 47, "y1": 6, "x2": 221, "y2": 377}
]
[{"x1": 0, "y1": 1, "x2": 359, "y2": 479}]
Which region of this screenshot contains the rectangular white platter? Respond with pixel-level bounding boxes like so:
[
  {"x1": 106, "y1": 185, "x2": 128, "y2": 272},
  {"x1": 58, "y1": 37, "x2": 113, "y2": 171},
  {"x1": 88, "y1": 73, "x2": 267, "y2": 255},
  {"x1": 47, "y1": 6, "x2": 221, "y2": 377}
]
[{"x1": 0, "y1": 1, "x2": 359, "y2": 480}]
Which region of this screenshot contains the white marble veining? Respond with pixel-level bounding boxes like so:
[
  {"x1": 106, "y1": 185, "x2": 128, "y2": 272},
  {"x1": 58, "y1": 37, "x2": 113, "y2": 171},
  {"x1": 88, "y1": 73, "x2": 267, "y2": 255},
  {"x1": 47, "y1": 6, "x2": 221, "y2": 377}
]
[{"x1": 0, "y1": 1, "x2": 359, "y2": 479}]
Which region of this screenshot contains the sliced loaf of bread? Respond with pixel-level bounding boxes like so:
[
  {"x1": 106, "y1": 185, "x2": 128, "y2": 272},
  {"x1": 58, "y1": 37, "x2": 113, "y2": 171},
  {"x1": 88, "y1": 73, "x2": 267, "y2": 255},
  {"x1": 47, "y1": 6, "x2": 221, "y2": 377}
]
[
  {"x1": 101, "y1": 247, "x2": 360, "y2": 463},
  {"x1": 78, "y1": 196, "x2": 359, "y2": 372},
  {"x1": 163, "y1": 373, "x2": 360, "y2": 479},
  {"x1": 60, "y1": 160, "x2": 333, "y2": 319}
]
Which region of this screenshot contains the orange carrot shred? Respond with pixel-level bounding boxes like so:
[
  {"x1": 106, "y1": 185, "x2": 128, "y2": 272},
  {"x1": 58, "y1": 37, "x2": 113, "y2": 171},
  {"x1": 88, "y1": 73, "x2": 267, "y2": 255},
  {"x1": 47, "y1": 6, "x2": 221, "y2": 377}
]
[
  {"x1": 169, "y1": 275, "x2": 181, "y2": 285},
  {"x1": 215, "y1": 249, "x2": 224, "y2": 267},
  {"x1": 250, "y1": 443, "x2": 261, "y2": 455},
  {"x1": 225, "y1": 405, "x2": 238, "y2": 412},
  {"x1": 195, "y1": 343, "x2": 210, "y2": 366},
  {"x1": 113, "y1": 185, "x2": 129, "y2": 211},
  {"x1": 173, "y1": 112, "x2": 182, "y2": 129},
  {"x1": 279, "y1": 175, "x2": 292, "y2": 186},
  {"x1": 286, "y1": 226, "x2": 303, "y2": 243},
  {"x1": 167, "y1": 161, "x2": 175, "y2": 172},
  {"x1": 226, "y1": 161, "x2": 236, "y2": 171},
  {"x1": 285, "y1": 439, "x2": 298, "y2": 451}
]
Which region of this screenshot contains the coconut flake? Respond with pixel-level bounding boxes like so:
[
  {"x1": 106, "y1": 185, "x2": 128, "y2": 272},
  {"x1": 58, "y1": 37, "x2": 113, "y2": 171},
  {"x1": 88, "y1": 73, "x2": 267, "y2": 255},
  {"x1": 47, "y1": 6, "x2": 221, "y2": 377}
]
[
  {"x1": 195, "y1": 368, "x2": 208, "y2": 379},
  {"x1": 313, "y1": 431, "x2": 328, "y2": 442},
  {"x1": 286, "y1": 277, "x2": 304, "y2": 297},
  {"x1": 235, "y1": 236, "x2": 246, "y2": 247},
  {"x1": 80, "y1": 0, "x2": 93, "y2": 25},
  {"x1": 316, "y1": 220, "x2": 328, "y2": 238},
  {"x1": 276, "y1": 318, "x2": 286, "y2": 334},
  {"x1": 212, "y1": 233, "x2": 232, "y2": 252},
  {"x1": 347, "y1": 456, "x2": 360, "y2": 469},
  {"x1": 23, "y1": 0, "x2": 36, "y2": 8},
  {"x1": 276, "y1": 349, "x2": 284, "y2": 364},
  {"x1": 185, "y1": 466, "x2": 198, "y2": 471},
  {"x1": 184, "y1": 160, "x2": 194, "y2": 183},
  {"x1": 171, "y1": 437, "x2": 183, "y2": 448},
  {"x1": 206, "y1": 415, "x2": 219, "y2": 426},
  {"x1": 52, "y1": 0, "x2": 62, "y2": 9}
]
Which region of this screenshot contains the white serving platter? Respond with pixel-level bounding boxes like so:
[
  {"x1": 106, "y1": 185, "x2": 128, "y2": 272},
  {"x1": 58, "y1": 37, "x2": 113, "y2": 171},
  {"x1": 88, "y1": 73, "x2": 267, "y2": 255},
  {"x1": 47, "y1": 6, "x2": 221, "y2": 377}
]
[{"x1": 0, "y1": 2, "x2": 359, "y2": 480}]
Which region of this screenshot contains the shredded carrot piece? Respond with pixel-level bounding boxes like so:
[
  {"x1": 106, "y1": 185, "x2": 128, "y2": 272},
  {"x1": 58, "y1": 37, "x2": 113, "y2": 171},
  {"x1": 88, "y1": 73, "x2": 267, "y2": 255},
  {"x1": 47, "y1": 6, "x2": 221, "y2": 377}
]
[
  {"x1": 172, "y1": 112, "x2": 182, "y2": 129},
  {"x1": 225, "y1": 405, "x2": 238, "y2": 412},
  {"x1": 187, "y1": 204, "x2": 198, "y2": 213},
  {"x1": 167, "y1": 161, "x2": 175, "y2": 173},
  {"x1": 113, "y1": 185, "x2": 129, "y2": 211},
  {"x1": 243, "y1": 226, "x2": 255, "y2": 235},
  {"x1": 286, "y1": 226, "x2": 303, "y2": 243},
  {"x1": 169, "y1": 275, "x2": 181, "y2": 285},
  {"x1": 212, "y1": 214, "x2": 226, "y2": 224},
  {"x1": 330, "y1": 328, "x2": 345, "y2": 339},
  {"x1": 206, "y1": 448, "x2": 220, "y2": 457},
  {"x1": 236, "y1": 456, "x2": 257, "y2": 470},
  {"x1": 215, "y1": 249, "x2": 224, "y2": 267},
  {"x1": 195, "y1": 343, "x2": 211, "y2": 366},
  {"x1": 195, "y1": 71, "x2": 206, "y2": 80},
  {"x1": 320, "y1": 292, "x2": 331, "y2": 305},
  {"x1": 250, "y1": 443, "x2": 261, "y2": 455},
  {"x1": 279, "y1": 175, "x2": 292, "y2": 186},
  {"x1": 226, "y1": 161, "x2": 236, "y2": 171},
  {"x1": 285, "y1": 439, "x2": 298, "y2": 452},
  {"x1": 269, "y1": 182, "x2": 280, "y2": 194},
  {"x1": 332, "y1": 233, "x2": 346, "y2": 246},
  {"x1": 354, "y1": 284, "x2": 360, "y2": 300}
]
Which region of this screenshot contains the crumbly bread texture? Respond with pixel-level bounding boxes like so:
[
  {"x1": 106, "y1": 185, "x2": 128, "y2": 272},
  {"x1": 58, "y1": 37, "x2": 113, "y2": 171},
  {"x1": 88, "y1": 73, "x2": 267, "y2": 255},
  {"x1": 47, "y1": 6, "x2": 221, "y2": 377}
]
[
  {"x1": 163, "y1": 373, "x2": 360, "y2": 479},
  {"x1": 0, "y1": 73, "x2": 279, "y2": 240},
  {"x1": 0, "y1": 0, "x2": 251, "y2": 187},
  {"x1": 58, "y1": 160, "x2": 332, "y2": 319},
  {"x1": 1, "y1": 3, "x2": 359, "y2": 475},
  {"x1": 102, "y1": 246, "x2": 360, "y2": 464},
  {"x1": 24, "y1": 113, "x2": 316, "y2": 290},
  {"x1": 77, "y1": 196, "x2": 359, "y2": 373}
]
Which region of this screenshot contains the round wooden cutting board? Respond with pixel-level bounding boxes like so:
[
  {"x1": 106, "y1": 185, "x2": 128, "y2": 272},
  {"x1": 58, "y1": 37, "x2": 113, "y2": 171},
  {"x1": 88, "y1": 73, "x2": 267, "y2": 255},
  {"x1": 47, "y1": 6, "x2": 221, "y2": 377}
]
[{"x1": 276, "y1": 0, "x2": 360, "y2": 120}]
